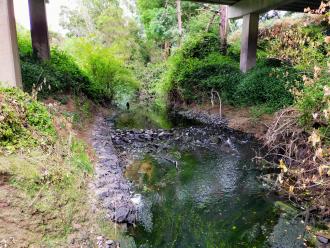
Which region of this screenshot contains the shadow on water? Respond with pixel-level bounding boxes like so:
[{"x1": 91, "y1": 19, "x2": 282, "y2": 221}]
[{"x1": 113, "y1": 106, "x2": 305, "y2": 248}]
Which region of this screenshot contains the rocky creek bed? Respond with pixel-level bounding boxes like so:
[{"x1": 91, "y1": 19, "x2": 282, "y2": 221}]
[{"x1": 91, "y1": 110, "x2": 242, "y2": 225}]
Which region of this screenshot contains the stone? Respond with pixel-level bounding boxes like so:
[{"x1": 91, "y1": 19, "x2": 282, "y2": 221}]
[
  {"x1": 114, "y1": 207, "x2": 130, "y2": 222},
  {"x1": 106, "y1": 240, "x2": 114, "y2": 246},
  {"x1": 317, "y1": 235, "x2": 329, "y2": 244}
]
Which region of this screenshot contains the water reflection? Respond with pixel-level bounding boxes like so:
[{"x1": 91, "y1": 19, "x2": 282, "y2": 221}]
[
  {"x1": 126, "y1": 148, "x2": 278, "y2": 248},
  {"x1": 114, "y1": 108, "x2": 304, "y2": 248}
]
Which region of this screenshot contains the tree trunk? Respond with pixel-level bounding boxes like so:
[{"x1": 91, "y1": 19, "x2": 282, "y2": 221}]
[
  {"x1": 219, "y1": 5, "x2": 228, "y2": 55},
  {"x1": 164, "y1": 40, "x2": 171, "y2": 59},
  {"x1": 205, "y1": 12, "x2": 217, "y2": 33},
  {"x1": 176, "y1": 0, "x2": 183, "y2": 46}
]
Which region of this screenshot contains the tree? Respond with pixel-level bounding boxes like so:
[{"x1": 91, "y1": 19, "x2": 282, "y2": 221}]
[
  {"x1": 60, "y1": 0, "x2": 148, "y2": 65},
  {"x1": 219, "y1": 5, "x2": 228, "y2": 54},
  {"x1": 176, "y1": 0, "x2": 183, "y2": 45}
]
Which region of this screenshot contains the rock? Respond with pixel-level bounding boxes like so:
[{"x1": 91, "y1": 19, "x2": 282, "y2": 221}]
[
  {"x1": 106, "y1": 240, "x2": 114, "y2": 247},
  {"x1": 317, "y1": 235, "x2": 329, "y2": 244},
  {"x1": 114, "y1": 207, "x2": 130, "y2": 222}
]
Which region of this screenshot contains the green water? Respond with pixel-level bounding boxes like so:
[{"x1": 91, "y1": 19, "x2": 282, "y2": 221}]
[
  {"x1": 126, "y1": 147, "x2": 280, "y2": 248},
  {"x1": 114, "y1": 107, "x2": 305, "y2": 248}
]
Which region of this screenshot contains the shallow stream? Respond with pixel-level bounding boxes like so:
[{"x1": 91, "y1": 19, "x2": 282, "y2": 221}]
[{"x1": 112, "y1": 108, "x2": 305, "y2": 248}]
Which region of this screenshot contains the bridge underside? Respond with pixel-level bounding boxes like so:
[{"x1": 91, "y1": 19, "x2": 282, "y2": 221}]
[
  {"x1": 190, "y1": 0, "x2": 321, "y2": 12},
  {"x1": 188, "y1": 0, "x2": 322, "y2": 72}
]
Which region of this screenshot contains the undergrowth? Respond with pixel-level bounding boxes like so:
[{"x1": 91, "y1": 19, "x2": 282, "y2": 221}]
[
  {"x1": 0, "y1": 87, "x2": 56, "y2": 152},
  {"x1": 163, "y1": 33, "x2": 302, "y2": 112},
  {"x1": 18, "y1": 29, "x2": 139, "y2": 105},
  {"x1": 0, "y1": 87, "x2": 125, "y2": 246}
]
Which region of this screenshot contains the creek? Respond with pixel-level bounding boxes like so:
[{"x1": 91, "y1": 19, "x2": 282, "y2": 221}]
[{"x1": 108, "y1": 107, "x2": 305, "y2": 248}]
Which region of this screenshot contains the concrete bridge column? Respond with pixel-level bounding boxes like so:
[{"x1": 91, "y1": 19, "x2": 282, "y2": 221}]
[
  {"x1": 28, "y1": 0, "x2": 50, "y2": 61},
  {"x1": 0, "y1": 0, "x2": 22, "y2": 88},
  {"x1": 240, "y1": 13, "x2": 259, "y2": 73}
]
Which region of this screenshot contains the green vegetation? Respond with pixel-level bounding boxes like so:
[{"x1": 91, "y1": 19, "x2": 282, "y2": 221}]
[
  {"x1": 163, "y1": 33, "x2": 302, "y2": 113},
  {"x1": 63, "y1": 38, "x2": 139, "y2": 105},
  {"x1": 18, "y1": 26, "x2": 139, "y2": 105},
  {"x1": 18, "y1": 31, "x2": 90, "y2": 98},
  {"x1": 0, "y1": 87, "x2": 55, "y2": 152}
]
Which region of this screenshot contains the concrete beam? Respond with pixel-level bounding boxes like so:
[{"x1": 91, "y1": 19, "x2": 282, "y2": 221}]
[
  {"x1": 240, "y1": 13, "x2": 259, "y2": 73},
  {"x1": 229, "y1": 0, "x2": 295, "y2": 19},
  {"x1": 28, "y1": 0, "x2": 50, "y2": 60},
  {"x1": 0, "y1": 0, "x2": 22, "y2": 88}
]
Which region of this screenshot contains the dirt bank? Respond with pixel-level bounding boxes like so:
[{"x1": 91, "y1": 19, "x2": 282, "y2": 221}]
[{"x1": 178, "y1": 104, "x2": 274, "y2": 139}]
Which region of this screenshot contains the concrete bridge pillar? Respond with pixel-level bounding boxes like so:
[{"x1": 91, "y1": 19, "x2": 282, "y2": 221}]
[
  {"x1": 240, "y1": 13, "x2": 259, "y2": 73},
  {"x1": 28, "y1": 0, "x2": 50, "y2": 61},
  {"x1": 0, "y1": 0, "x2": 22, "y2": 88}
]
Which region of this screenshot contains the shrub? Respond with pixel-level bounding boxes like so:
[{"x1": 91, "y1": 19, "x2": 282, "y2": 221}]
[
  {"x1": 296, "y1": 74, "x2": 329, "y2": 128},
  {"x1": 164, "y1": 32, "x2": 302, "y2": 112},
  {"x1": 63, "y1": 38, "x2": 140, "y2": 105},
  {"x1": 164, "y1": 34, "x2": 241, "y2": 103},
  {"x1": 0, "y1": 87, "x2": 55, "y2": 151},
  {"x1": 18, "y1": 34, "x2": 91, "y2": 98},
  {"x1": 235, "y1": 63, "x2": 302, "y2": 110},
  {"x1": 259, "y1": 17, "x2": 329, "y2": 70}
]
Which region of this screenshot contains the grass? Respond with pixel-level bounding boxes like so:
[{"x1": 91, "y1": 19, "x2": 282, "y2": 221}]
[
  {"x1": 0, "y1": 87, "x2": 127, "y2": 246},
  {"x1": 0, "y1": 137, "x2": 93, "y2": 245}
]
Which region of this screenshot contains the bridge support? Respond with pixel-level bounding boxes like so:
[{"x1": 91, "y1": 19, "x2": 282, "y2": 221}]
[
  {"x1": 240, "y1": 13, "x2": 259, "y2": 73},
  {"x1": 28, "y1": 0, "x2": 50, "y2": 61},
  {"x1": 0, "y1": 0, "x2": 22, "y2": 88}
]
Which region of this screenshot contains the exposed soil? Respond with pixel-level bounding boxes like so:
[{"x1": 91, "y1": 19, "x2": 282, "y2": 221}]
[
  {"x1": 0, "y1": 98, "x2": 116, "y2": 247},
  {"x1": 179, "y1": 103, "x2": 274, "y2": 139},
  {"x1": 0, "y1": 174, "x2": 42, "y2": 248}
]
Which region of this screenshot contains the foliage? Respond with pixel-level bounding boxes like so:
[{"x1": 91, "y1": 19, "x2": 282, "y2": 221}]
[
  {"x1": 60, "y1": 0, "x2": 148, "y2": 65},
  {"x1": 164, "y1": 33, "x2": 301, "y2": 111},
  {"x1": 0, "y1": 87, "x2": 56, "y2": 152},
  {"x1": 261, "y1": 2, "x2": 330, "y2": 216},
  {"x1": 235, "y1": 63, "x2": 302, "y2": 110},
  {"x1": 259, "y1": 15, "x2": 330, "y2": 70},
  {"x1": 296, "y1": 73, "x2": 330, "y2": 128},
  {"x1": 63, "y1": 38, "x2": 140, "y2": 105},
  {"x1": 18, "y1": 33, "x2": 91, "y2": 98}
]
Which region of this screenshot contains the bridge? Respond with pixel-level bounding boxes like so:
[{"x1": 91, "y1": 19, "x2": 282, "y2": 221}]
[
  {"x1": 0, "y1": 0, "x2": 322, "y2": 88},
  {"x1": 190, "y1": 0, "x2": 322, "y2": 72}
]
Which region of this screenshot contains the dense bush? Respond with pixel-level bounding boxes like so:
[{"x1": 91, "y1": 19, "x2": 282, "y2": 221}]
[
  {"x1": 63, "y1": 38, "x2": 140, "y2": 105},
  {"x1": 18, "y1": 34, "x2": 90, "y2": 98},
  {"x1": 0, "y1": 87, "x2": 55, "y2": 151},
  {"x1": 164, "y1": 33, "x2": 301, "y2": 111},
  {"x1": 259, "y1": 17, "x2": 329, "y2": 70},
  {"x1": 164, "y1": 34, "x2": 241, "y2": 103},
  {"x1": 18, "y1": 32, "x2": 139, "y2": 105},
  {"x1": 296, "y1": 74, "x2": 330, "y2": 128},
  {"x1": 235, "y1": 63, "x2": 302, "y2": 110}
]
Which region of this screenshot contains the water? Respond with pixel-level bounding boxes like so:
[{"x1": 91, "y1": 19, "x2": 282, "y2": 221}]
[{"x1": 113, "y1": 107, "x2": 305, "y2": 248}]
